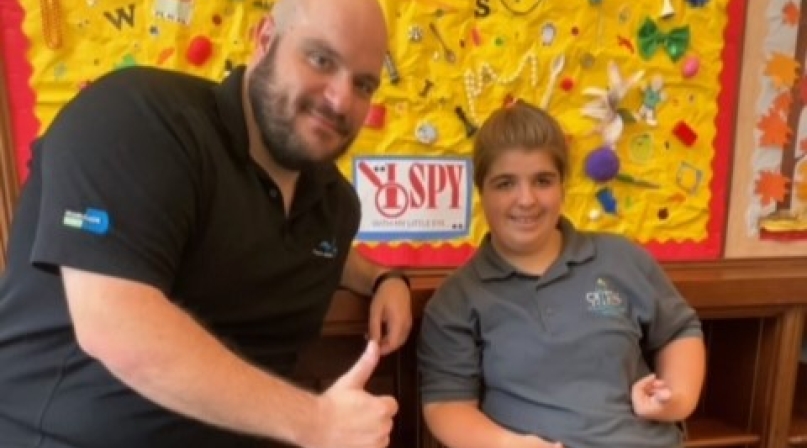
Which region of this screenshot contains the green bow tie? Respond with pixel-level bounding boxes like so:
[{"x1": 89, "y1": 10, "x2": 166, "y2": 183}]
[{"x1": 637, "y1": 17, "x2": 690, "y2": 63}]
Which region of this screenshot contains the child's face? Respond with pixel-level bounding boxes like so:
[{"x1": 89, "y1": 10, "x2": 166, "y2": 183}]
[{"x1": 480, "y1": 147, "x2": 563, "y2": 260}]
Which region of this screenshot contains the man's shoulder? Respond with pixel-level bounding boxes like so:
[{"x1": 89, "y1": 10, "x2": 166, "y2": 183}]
[
  {"x1": 77, "y1": 67, "x2": 218, "y2": 115},
  {"x1": 40, "y1": 67, "x2": 227, "y2": 166},
  {"x1": 92, "y1": 66, "x2": 215, "y2": 92},
  {"x1": 51, "y1": 67, "x2": 223, "y2": 139}
]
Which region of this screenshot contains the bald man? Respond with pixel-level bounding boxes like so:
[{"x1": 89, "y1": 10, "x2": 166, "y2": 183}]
[{"x1": 0, "y1": 0, "x2": 410, "y2": 446}]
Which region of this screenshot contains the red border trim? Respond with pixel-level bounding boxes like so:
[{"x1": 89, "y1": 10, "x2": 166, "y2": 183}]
[
  {"x1": 759, "y1": 229, "x2": 807, "y2": 241},
  {"x1": 1, "y1": 1, "x2": 37, "y2": 182}
]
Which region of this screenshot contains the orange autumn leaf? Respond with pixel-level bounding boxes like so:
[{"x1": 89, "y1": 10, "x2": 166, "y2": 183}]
[
  {"x1": 798, "y1": 164, "x2": 807, "y2": 201},
  {"x1": 765, "y1": 52, "x2": 801, "y2": 89},
  {"x1": 772, "y1": 91, "x2": 792, "y2": 114},
  {"x1": 799, "y1": 161, "x2": 807, "y2": 179},
  {"x1": 792, "y1": 163, "x2": 807, "y2": 206},
  {"x1": 757, "y1": 108, "x2": 791, "y2": 146},
  {"x1": 783, "y1": 1, "x2": 800, "y2": 26},
  {"x1": 796, "y1": 181, "x2": 807, "y2": 202},
  {"x1": 801, "y1": 138, "x2": 807, "y2": 156},
  {"x1": 755, "y1": 171, "x2": 791, "y2": 206}
]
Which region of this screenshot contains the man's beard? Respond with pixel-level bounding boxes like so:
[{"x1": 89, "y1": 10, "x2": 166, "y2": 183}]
[{"x1": 248, "y1": 40, "x2": 354, "y2": 171}]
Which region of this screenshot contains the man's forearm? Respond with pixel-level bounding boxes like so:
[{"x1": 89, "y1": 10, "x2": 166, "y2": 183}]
[
  {"x1": 65, "y1": 270, "x2": 319, "y2": 445},
  {"x1": 112, "y1": 298, "x2": 316, "y2": 443},
  {"x1": 340, "y1": 247, "x2": 389, "y2": 296}
]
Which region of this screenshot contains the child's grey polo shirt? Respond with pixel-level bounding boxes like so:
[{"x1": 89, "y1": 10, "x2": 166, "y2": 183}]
[{"x1": 419, "y1": 217, "x2": 702, "y2": 448}]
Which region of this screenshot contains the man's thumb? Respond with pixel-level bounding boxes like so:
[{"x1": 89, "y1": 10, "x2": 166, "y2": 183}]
[{"x1": 333, "y1": 340, "x2": 380, "y2": 390}]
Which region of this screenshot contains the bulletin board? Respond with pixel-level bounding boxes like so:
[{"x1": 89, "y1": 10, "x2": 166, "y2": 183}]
[
  {"x1": 1, "y1": 0, "x2": 747, "y2": 267},
  {"x1": 725, "y1": 0, "x2": 807, "y2": 257}
]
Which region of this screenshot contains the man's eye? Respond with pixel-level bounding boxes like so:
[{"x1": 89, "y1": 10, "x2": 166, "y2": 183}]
[
  {"x1": 358, "y1": 82, "x2": 376, "y2": 96},
  {"x1": 309, "y1": 52, "x2": 332, "y2": 69}
]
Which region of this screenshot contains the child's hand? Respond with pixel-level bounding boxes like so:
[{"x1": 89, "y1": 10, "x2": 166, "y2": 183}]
[{"x1": 631, "y1": 373, "x2": 673, "y2": 419}]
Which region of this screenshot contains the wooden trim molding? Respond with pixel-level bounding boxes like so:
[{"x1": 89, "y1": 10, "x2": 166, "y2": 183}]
[
  {"x1": 323, "y1": 257, "x2": 807, "y2": 334},
  {"x1": 0, "y1": 57, "x2": 21, "y2": 271}
]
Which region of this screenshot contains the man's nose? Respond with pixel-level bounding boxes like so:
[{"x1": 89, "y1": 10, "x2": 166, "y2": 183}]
[{"x1": 323, "y1": 74, "x2": 354, "y2": 114}]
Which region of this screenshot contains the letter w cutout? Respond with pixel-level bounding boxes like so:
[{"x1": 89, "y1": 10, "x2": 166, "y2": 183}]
[{"x1": 104, "y1": 4, "x2": 136, "y2": 30}]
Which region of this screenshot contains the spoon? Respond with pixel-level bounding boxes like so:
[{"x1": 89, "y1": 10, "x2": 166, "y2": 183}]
[
  {"x1": 429, "y1": 22, "x2": 457, "y2": 63},
  {"x1": 540, "y1": 53, "x2": 565, "y2": 109}
]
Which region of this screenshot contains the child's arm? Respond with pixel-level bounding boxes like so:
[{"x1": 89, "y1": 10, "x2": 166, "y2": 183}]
[
  {"x1": 424, "y1": 401, "x2": 563, "y2": 448},
  {"x1": 632, "y1": 336, "x2": 705, "y2": 422}
]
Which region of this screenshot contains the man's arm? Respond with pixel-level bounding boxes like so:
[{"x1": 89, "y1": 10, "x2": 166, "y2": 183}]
[
  {"x1": 63, "y1": 267, "x2": 397, "y2": 448},
  {"x1": 340, "y1": 248, "x2": 412, "y2": 355},
  {"x1": 340, "y1": 247, "x2": 401, "y2": 296}
]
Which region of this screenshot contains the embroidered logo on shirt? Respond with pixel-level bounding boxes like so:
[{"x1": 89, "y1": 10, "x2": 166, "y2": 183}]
[
  {"x1": 585, "y1": 278, "x2": 626, "y2": 316},
  {"x1": 312, "y1": 239, "x2": 338, "y2": 258},
  {"x1": 62, "y1": 208, "x2": 110, "y2": 235}
]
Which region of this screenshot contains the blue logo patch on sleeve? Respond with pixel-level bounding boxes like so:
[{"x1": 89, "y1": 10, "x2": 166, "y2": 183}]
[{"x1": 62, "y1": 208, "x2": 111, "y2": 235}]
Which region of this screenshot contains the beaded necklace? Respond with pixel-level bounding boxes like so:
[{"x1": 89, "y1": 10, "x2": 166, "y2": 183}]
[{"x1": 463, "y1": 52, "x2": 537, "y2": 122}]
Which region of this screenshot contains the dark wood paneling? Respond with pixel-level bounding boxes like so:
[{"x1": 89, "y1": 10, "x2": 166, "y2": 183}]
[
  {"x1": 789, "y1": 348, "x2": 807, "y2": 446},
  {"x1": 698, "y1": 319, "x2": 762, "y2": 429}
]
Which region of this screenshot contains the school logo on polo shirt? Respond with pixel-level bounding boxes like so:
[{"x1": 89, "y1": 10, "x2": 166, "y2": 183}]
[
  {"x1": 585, "y1": 278, "x2": 626, "y2": 316},
  {"x1": 62, "y1": 208, "x2": 110, "y2": 235}
]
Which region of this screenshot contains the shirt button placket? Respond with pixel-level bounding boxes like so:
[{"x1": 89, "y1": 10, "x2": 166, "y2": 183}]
[
  {"x1": 543, "y1": 306, "x2": 555, "y2": 333},
  {"x1": 531, "y1": 286, "x2": 550, "y2": 333}
]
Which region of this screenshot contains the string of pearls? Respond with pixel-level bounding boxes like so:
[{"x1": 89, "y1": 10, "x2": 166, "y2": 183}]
[{"x1": 463, "y1": 53, "x2": 537, "y2": 122}]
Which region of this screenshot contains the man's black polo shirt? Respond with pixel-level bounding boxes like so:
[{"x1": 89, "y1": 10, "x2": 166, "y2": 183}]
[{"x1": 0, "y1": 66, "x2": 360, "y2": 447}]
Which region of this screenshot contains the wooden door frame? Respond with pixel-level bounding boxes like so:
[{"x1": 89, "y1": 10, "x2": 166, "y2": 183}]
[{"x1": 0, "y1": 57, "x2": 21, "y2": 271}]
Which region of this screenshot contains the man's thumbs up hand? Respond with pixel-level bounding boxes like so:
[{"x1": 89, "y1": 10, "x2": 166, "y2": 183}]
[
  {"x1": 304, "y1": 341, "x2": 398, "y2": 448},
  {"x1": 331, "y1": 338, "x2": 382, "y2": 390}
]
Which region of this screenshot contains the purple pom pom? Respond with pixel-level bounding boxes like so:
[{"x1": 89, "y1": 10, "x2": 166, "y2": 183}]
[
  {"x1": 585, "y1": 146, "x2": 620, "y2": 183},
  {"x1": 685, "y1": 0, "x2": 708, "y2": 6}
]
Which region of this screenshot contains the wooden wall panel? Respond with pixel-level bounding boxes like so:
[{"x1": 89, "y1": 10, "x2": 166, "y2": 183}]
[{"x1": 0, "y1": 56, "x2": 20, "y2": 272}]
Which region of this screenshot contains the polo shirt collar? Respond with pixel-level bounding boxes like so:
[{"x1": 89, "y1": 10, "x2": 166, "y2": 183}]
[
  {"x1": 214, "y1": 66, "x2": 342, "y2": 199},
  {"x1": 472, "y1": 216, "x2": 596, "y2": 282},
  {"x1": 214, "y1": 66, "x2": 250, "y2": 164}
]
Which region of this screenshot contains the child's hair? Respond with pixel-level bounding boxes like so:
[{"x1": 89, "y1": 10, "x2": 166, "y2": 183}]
[{"x1": 472, "y1": 100, "x2": 569, "y2": 190}]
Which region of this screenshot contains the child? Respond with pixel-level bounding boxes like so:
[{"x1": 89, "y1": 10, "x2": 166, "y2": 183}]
[{"x1": 418, "y1": 100, "x2": 705, "y2": 448}]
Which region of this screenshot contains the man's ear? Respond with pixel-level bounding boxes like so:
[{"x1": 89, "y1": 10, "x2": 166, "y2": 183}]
[{"x1": 254, "y1": 16, "x2": 276, "y2": 55}]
